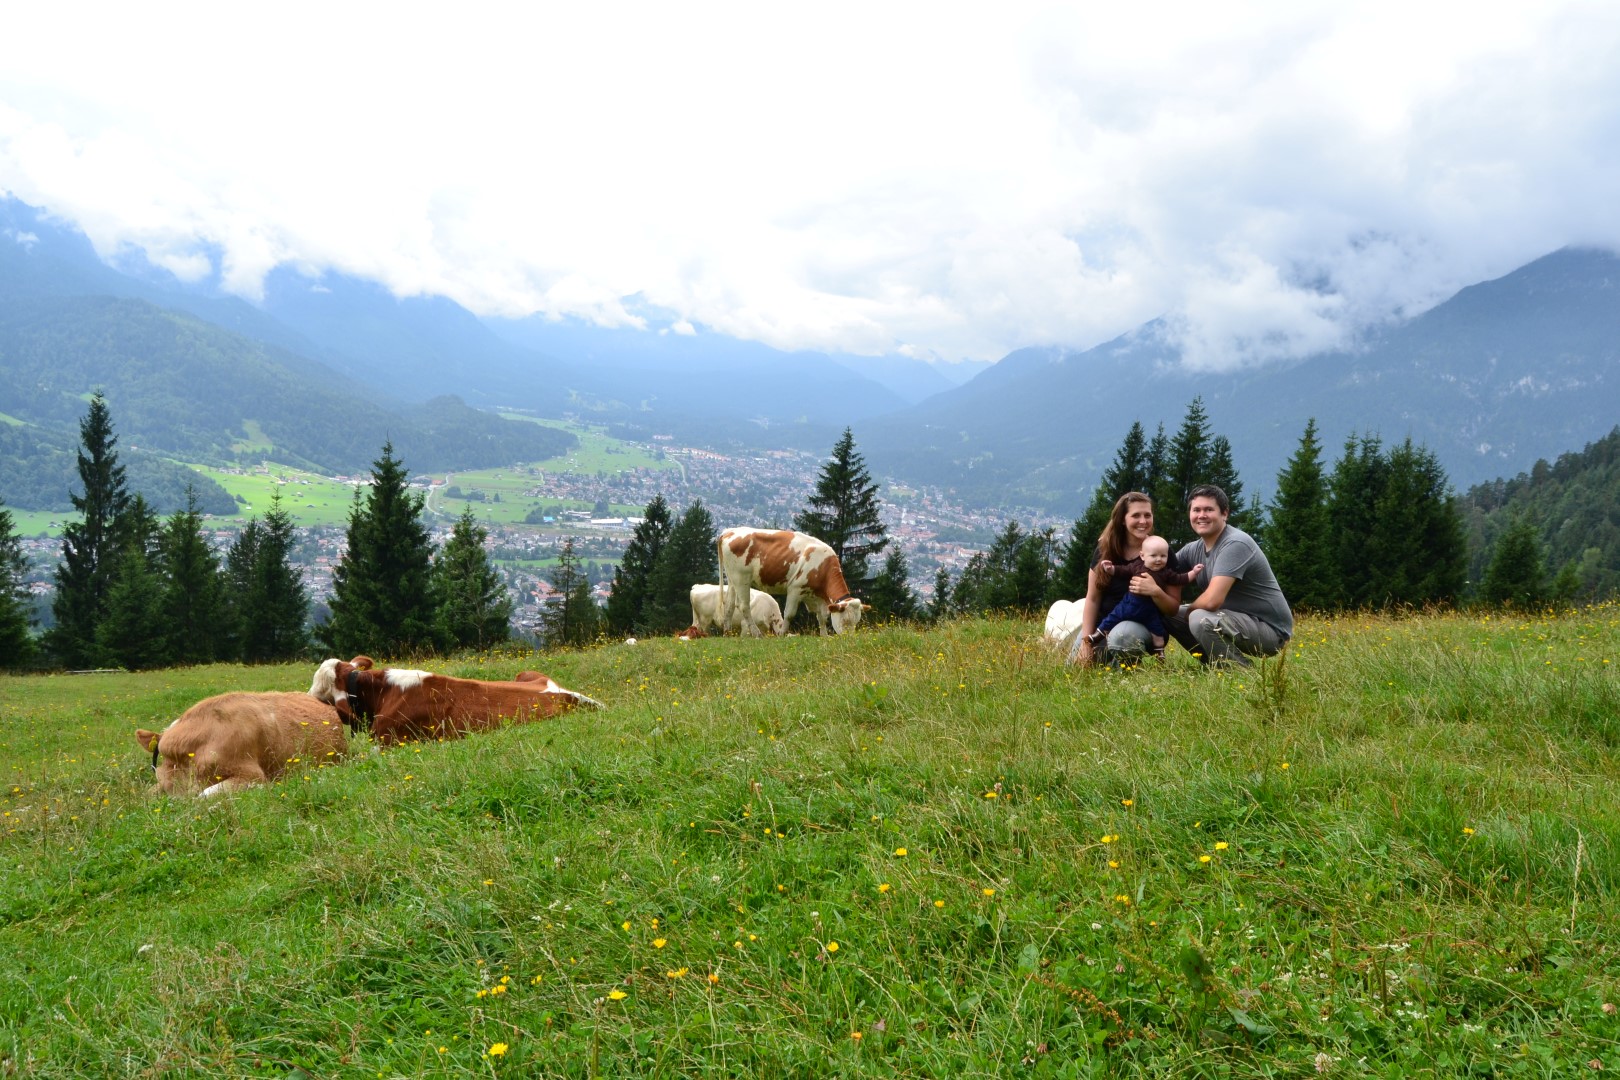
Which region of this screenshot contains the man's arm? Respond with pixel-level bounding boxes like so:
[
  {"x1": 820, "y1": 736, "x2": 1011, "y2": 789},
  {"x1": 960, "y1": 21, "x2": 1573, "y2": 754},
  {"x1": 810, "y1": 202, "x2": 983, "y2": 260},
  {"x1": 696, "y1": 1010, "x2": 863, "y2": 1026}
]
[{"x1": 1186, "y1": 574, "x2": 1235, "y2": 612}]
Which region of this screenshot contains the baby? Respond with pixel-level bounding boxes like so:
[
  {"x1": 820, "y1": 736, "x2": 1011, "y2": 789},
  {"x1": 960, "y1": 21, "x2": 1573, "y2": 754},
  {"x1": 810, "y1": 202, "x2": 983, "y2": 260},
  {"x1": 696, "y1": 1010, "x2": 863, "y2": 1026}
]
[{"x1": 1088, "y1": 536, "x2": 1203, "y2": 658}]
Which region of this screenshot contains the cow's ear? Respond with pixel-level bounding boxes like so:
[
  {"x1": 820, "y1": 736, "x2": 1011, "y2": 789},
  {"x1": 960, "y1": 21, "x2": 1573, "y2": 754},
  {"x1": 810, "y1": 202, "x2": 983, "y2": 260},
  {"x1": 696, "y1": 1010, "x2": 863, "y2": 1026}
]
[
  {"x1": 136, "y1": 728, "x2": 160, "y2": 753},
  {"x1": 351, "y1": 655, "x2": 375, "y2": 670}
]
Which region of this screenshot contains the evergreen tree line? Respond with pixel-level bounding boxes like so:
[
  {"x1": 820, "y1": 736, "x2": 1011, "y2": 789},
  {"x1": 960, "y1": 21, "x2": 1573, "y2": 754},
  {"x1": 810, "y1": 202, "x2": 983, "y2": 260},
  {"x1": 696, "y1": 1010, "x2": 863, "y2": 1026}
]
[
  {"x1": 27, "y1": 394, "x2": 315, "y2": 671},
  {"x1": 3, "y1": 396, "x2": 521, "y2": 671}
]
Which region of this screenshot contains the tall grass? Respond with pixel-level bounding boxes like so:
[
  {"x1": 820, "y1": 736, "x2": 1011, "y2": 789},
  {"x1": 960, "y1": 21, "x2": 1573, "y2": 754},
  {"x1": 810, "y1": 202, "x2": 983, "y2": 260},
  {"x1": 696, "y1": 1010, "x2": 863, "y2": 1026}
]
[{"x1": 3, "y1": 606, "x2": 1618, "y2": 1076}]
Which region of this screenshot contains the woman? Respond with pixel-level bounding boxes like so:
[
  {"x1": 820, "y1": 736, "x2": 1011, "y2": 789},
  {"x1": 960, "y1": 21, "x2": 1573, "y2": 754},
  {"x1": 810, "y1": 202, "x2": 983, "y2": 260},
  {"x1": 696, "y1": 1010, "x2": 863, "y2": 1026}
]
[{"x1": 1070, "y1": 492, "x2": 1185, "y2": 666}]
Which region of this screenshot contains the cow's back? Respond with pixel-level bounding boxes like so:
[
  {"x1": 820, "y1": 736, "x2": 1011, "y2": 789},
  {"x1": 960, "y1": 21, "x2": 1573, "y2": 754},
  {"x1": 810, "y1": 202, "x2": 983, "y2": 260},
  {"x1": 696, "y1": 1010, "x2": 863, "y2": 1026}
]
[{"x1": 147, "y1": 692, "x2": 346, "y2": 794}]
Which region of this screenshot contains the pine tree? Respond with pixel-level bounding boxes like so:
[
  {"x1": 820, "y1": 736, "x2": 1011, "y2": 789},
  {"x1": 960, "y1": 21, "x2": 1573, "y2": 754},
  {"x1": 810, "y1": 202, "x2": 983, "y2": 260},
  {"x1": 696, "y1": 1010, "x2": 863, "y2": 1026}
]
[
  {"x1": 0, "y1": 498, "x2": 35, "y2": 667},
  {"x1": 1479, "y1": 514, "x2": 1548, "y2": 608},
  {"x1": 1074, "y1": 420, "x2": 1155, "y2": 576},
  {"x1": 159, "y1": 488, "x2": 226, "y2": 665},
  {"x1": 645, "y1": 501, "x2": 718, "y2": 633},
  {"x1": 794, "y1": 428, "x2": 888, "y2": 589},
  {"x1": 318, "y1": 443, "x2": 438, "y2": 658},
  {"x1": 95, "y1": 544, "x2": 169, "y2": 670},
  {"x1": 540, "y1": 537, "x2": 597, "y2": 647},
  {"x1": 1052, "y1": 518, "x2": 1096, "y2": 602},
  {"x1": 1157, "y1": 398, "x2": 1213, "y2": 546},
  {"x1": 434, "y1": 506, "x2": 513, "y2": 651},
  {"x1": 47, "y1": 392, "x2": 132, "y2": 668},
  {"x1": 1266, "y1": 419, "x2": 1337, "y2": 611},
  {"x1": 222, "y1": 519, "x2": 262, "y2": 661},
  {"x1": 1205, "y1": 435, "x2": 1247, "y2": 530},
  {"x1": 1328, "y1": 433, "x2": 1387, "y2": 608},
  {"x1": 1013, "y1": 527, "x2": 1056, "y2": 611},
  {"x1": 866, "y1": 546, "x2": 920, "y2": 622},
  {"x1": 252, "y1": 493, "x2": 311, "y2": 661},
  {"x1": 605, "y1": 495, "x2": 673, "y2": 635},
  {"x1": 1366, "y1": 439, "x2": 1467, "y2": 607},
  {"x1": 951, "y1": 552, "x2": 990, "y2": 614},
  {"x1": 929, "y1": 566, "x2": 953, "y2": 622}
]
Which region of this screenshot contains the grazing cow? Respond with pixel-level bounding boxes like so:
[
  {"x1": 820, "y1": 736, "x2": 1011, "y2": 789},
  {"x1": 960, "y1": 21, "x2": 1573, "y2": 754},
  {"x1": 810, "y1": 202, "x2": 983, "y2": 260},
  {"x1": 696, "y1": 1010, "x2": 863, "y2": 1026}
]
[
  {"x1": 135, "y1": 692, "x2": 348, "y2": 797},
  {"x1": 308, "y1": 656, "x2": 605, "y2": 745},
  {"x1": 717, "y1": 528, "x2": 863, "y2": 636},
  {"x1": 685, "y1": 583, "x2": 786, "y2": 639}
]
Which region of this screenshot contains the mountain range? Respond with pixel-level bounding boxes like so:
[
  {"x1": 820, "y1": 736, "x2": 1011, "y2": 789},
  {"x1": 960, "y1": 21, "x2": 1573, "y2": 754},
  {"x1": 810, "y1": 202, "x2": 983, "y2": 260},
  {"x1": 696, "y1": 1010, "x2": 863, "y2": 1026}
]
[{"x1": 3, "y1": 194, "x2": 1617, "y2": 518}]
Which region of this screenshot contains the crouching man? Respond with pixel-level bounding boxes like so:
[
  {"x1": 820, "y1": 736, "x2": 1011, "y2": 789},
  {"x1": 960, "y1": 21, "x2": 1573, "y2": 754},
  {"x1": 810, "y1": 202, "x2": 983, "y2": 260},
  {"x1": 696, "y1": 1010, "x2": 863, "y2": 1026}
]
[{"x1": 1161, "y1": 484, "x2": 1293, "y2": 666}]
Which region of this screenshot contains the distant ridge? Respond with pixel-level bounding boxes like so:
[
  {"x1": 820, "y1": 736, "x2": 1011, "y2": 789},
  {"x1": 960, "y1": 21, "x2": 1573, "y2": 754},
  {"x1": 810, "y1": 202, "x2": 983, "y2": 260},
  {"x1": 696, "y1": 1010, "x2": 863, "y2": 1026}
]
[{"x1": 856, "y1": 247, "x2": 1620, "y2": 513}]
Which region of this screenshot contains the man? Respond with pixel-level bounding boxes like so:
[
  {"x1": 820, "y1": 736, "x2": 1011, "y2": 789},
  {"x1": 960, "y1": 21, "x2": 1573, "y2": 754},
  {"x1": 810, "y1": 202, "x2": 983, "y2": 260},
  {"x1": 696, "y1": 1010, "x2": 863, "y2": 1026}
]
[{"x1": 1164, "y1": 484, "x2": 1293, "y2": 666}]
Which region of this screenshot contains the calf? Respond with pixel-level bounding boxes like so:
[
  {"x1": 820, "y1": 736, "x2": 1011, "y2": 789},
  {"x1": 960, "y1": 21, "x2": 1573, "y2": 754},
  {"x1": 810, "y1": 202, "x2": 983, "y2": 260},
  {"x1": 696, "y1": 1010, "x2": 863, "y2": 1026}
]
[
  {"x1": 717, "y1": 527, "x2": 863, "y2": 636},
  {"x1": 686, "y1": 583, "x2": 785, "y2": 638},
  {"x1": 308, "y1": 656, "x2": 605, "y2": 745},
  {"x1": 136, "y1": 692, "x2": 348, "y2": 796}
]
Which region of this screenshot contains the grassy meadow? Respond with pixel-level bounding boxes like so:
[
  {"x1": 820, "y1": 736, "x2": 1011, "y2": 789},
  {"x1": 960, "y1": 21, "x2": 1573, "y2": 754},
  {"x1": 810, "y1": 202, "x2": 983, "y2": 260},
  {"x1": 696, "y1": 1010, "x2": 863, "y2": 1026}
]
[{"x1": 3, "y1": 607, "x2": 1619, "y2": 1077}]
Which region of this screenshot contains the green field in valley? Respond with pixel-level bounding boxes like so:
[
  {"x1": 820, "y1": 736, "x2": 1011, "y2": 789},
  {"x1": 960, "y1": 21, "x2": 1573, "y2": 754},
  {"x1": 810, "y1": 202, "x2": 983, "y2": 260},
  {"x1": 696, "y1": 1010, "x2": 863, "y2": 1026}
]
[{"x1": 3, "y1": 607, "x2": 1619, "y2": 1075}]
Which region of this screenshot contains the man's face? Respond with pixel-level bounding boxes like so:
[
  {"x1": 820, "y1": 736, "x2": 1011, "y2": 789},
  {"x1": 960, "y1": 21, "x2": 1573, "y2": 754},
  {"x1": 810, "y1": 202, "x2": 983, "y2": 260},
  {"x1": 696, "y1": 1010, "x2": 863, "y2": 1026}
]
[{"x1": 1188, "y1": 496, "x2": 1228, "y2": 541}]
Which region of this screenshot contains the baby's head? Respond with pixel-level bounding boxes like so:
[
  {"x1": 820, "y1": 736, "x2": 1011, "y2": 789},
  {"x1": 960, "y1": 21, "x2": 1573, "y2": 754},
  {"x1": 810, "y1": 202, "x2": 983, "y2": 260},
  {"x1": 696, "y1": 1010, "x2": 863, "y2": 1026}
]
[{"x1": 1141, "y1": 535, "x2": 1171, "y2": 570}]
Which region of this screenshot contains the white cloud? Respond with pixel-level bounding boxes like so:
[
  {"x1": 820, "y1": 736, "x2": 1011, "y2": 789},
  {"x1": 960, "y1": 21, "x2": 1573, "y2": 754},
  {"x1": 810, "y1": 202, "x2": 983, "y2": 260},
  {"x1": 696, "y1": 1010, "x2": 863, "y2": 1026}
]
[{"x1": 1, "y1": 0, "x2": 1618, "y2": 367}]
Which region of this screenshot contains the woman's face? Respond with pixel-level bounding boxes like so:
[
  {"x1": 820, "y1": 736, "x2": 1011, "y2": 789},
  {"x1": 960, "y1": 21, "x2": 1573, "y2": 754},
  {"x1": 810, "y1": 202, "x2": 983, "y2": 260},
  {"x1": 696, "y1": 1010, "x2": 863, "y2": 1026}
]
[{"x1": 1124, "y1": 500, "x2": 1154, "y2": 543}]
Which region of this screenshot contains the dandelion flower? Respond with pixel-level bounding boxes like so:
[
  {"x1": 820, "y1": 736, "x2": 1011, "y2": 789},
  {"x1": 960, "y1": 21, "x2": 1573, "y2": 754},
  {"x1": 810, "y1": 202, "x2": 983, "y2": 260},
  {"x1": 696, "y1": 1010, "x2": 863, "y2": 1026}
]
[
  {"x1": 1108, "y1": 859, "x2": 1119, "y2": 869},
  {"x1": 708, "y1": 972, "x2": 720, "y2": 984},
  {"x1": 1462, "y1": 827, "x2": 1475, "y2": 836},
  {"x1": 1121, "y1": 799, "x2": 1134, "y2": 807},
  {"x1": 984, "y1": 791, "x2": 998, "y2": 799},
  {"x1": 608, "y1": 989, "x2": 628, "y2": 1001},
  {"x1": 653, "y1": 938, "x2": 667, "y2": 948},
  {"x1": 1279, "y1": 762, "x2": 1290, "y2": 770},
  {"x1": 827, "y1": 941, "x2": 839, "y2": 952},
  {"x1": 1199, "y1": 855, "x2": 1212, "y2": 864},
  {"x1": 934, "y1": 899, "x2": 945, "y2": 908},
  {"x1": 982, "y1": 888, "x2": 996, "y2": 897},
  {"x1": 851, "y1": 1031, "x2": 863, "y2": 1041},
  {"x1": 878, "y1": 883, "x2": 892, "y2": 893},
  {"x1": 894, "y1": 847, "x2": 908, "y2": 857},
  {"x1": 1214, "y1": 842, "x2": 1229, "y2": 851},
  {"x1": 486, "y1": 1042, "x2": 508, "y2": 1057}
]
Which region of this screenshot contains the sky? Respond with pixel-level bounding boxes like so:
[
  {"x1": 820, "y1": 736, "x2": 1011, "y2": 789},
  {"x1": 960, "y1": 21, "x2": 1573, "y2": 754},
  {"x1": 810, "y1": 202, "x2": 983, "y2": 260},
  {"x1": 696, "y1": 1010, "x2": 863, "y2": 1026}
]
[{"x1": 3, "y1": 1, "x2": 1618, "y2": 370}]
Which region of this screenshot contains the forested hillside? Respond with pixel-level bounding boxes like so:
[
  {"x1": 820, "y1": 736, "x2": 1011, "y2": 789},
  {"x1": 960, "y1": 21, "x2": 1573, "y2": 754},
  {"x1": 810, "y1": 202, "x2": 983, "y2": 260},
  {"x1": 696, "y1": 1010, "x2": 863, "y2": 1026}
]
[
  {"x1": 1463, "y1": 426, "x2": 1620, "y2": 600},
  {"x1": 0, "y1": 296, "x2": 576, "y2": 509}
]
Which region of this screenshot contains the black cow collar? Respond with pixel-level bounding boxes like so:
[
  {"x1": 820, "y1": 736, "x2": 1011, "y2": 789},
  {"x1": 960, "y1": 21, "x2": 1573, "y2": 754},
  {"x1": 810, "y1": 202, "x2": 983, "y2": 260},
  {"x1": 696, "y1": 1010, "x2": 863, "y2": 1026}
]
[{"x1": 343, "y1": 668, "x2": 375, "y2": 733}]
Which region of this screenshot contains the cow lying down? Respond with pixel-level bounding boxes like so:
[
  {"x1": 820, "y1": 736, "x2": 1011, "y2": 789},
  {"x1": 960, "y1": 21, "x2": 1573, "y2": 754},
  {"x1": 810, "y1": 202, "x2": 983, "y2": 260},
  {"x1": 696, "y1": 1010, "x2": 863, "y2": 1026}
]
[
  {"x1": 308, "y1": 656, "x2": 606, "y2": 745},
  {"x1": 136, "y1": 691, "x2": 348, "y2": 796}
]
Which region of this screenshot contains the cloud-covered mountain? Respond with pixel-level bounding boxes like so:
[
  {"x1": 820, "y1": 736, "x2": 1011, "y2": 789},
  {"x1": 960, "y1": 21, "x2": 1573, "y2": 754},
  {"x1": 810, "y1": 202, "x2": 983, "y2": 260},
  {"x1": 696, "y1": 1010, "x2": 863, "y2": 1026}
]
[{"x1": 856, "y1": 247, "x2": 1620, "y2": 514}]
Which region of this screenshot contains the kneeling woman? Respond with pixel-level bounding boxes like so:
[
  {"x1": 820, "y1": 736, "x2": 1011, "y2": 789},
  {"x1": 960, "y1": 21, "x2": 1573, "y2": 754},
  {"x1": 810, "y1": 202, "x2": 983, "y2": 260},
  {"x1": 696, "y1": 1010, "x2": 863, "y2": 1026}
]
[{"x1": 1071, "y1": 492, "x2": 1186, "y2": 666}]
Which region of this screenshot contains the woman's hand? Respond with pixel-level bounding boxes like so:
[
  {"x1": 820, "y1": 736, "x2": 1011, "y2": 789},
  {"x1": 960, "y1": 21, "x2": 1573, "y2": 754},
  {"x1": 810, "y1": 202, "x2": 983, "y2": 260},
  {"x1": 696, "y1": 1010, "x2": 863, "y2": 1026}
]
[{"x1": 1128, "y1": 572, "x2": 1162, "y2": 598}]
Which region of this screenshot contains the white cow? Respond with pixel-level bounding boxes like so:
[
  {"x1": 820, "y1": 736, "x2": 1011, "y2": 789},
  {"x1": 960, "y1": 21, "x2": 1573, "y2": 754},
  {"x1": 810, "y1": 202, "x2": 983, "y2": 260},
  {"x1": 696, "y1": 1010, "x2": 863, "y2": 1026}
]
[
  {"x1": 686, "y1": 583, "x2": 786, "y2": 637},
  {"x1": 1043, "y1": 598, "x2": 1093, "y2": 654},
  {"x1": 718, "y1": 527, "x2": 863, "y2": 637}
]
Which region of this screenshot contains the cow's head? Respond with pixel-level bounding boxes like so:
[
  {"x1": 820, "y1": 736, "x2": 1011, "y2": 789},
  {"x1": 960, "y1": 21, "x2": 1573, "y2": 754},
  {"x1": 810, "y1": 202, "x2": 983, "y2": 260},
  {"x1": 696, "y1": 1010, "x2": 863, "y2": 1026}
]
[
  {"x1": 828, "y1": 598, "x2": 863, "y2": 634},
  {"x1": 308, "y1": 656, "x2": 375, "y2": 727},
  {"x1": 766, "y1": 610, "x2": 787, "y2": 636}
]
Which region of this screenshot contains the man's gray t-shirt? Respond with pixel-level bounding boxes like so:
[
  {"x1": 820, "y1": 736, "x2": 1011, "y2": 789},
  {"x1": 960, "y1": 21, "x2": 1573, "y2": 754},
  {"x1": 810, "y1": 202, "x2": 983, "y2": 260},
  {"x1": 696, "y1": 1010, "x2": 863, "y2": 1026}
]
[{"x1": 1174, "y1": 525, "x2": 1294, "y2": 638}]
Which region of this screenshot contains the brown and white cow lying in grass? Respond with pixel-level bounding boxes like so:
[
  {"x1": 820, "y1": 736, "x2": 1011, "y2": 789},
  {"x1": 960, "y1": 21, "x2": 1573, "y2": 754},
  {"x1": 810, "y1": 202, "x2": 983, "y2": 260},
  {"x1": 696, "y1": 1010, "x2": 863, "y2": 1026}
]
[
  {"x1": 308, "y1": 656, "x2": 605, "y2": 745},
  {"x1": 718, "y1": 527, "x2": 863, "y2": 636},
  {"x1": 679, "y1": 583, "x2": 786, "y2": 639},
  {"x1": 136, "y1": 692, "x2": 348, "y2": 796}
]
